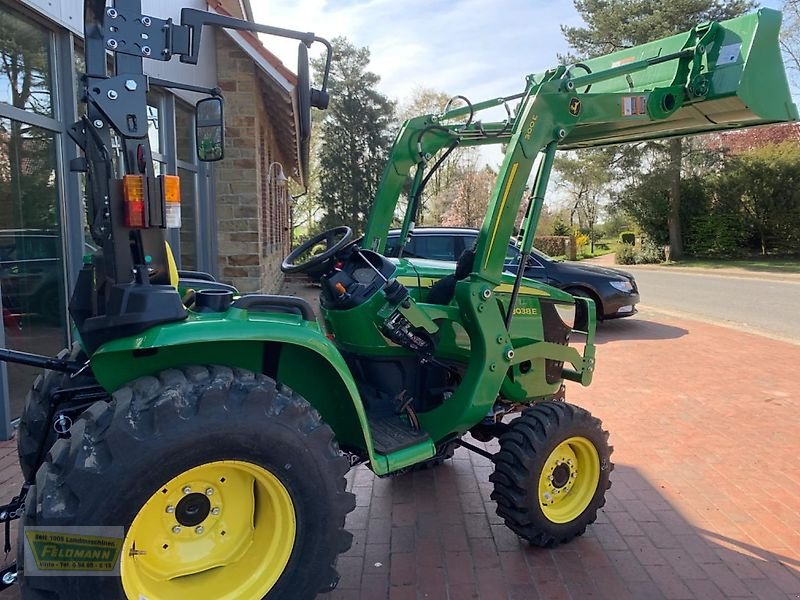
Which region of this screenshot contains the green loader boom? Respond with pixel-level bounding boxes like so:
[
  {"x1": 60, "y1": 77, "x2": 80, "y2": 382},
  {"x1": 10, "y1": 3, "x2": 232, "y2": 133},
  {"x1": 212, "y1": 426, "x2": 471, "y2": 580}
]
[{"x1": 364, "y1": 8, "x2": 797, "y2": 273}]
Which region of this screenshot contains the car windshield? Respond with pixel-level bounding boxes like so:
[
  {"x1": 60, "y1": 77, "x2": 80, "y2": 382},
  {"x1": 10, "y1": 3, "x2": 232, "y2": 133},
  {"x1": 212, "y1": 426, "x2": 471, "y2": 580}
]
[
  {"x1": 508, "y1": 243, "x2": 557, "y2": 264},
  {"x1": 531, "y1": 247, "x2": 557, "y2": 262}
]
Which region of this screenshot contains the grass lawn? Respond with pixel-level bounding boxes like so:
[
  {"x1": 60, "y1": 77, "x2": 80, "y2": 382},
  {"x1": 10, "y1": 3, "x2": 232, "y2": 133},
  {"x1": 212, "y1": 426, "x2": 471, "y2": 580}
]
[
  {"x1": 662, "y1": 256, "x2": 800, "y2": 274},
  {"x1": 576, "y1": 239, "x2": 617, "y2": 260}
]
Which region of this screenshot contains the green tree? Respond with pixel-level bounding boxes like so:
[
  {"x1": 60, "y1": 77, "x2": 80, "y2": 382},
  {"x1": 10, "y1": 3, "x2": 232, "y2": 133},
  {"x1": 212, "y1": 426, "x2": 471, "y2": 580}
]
[
  {"x1": 312, "y1": 37, "x2": 396, "y2": 234},
  {"x1": 714, "y1": 142, "x2": 800, "y2": 254},
  {"x1": 552, "y1": 217, "x2": 572, "y2": 236},
  {"x1": 554, "y1": 149, "x2": 614, "y2": 252},
  {"x1": 616, "y1": 170, "x2": 709, "y2": 246},
  {"x1": 562, "y1": 0, "x2": 754, "y2": 259}
]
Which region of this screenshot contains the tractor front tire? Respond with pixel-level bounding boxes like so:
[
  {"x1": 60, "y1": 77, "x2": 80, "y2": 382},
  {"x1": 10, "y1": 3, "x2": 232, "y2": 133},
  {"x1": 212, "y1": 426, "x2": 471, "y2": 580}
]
[
  {"x1": 490, "y1": 401, "x2": 612, "y2": 547},
  {"x1": 20, "y1": 366, "x2": 354, "y2": 600}
]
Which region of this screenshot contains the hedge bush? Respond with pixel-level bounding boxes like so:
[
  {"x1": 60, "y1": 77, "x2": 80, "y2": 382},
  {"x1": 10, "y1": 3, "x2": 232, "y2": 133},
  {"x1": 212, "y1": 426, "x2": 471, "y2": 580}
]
[
  {"x1": 615, "y1": 244, "x2": 636, "y2": 264},
  {"x1": 534, "y1": 236, "x2": 569, "y2": 257},
  {"x1": 636, "y1": 239, "x2": 665, "y2": 264}
]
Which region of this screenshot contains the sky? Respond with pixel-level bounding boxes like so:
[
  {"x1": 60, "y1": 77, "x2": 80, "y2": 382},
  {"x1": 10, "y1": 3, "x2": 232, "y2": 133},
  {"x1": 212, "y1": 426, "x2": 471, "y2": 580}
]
[
  {"x1": 252, "y1": 0, "x2": 788, "y2": 169},
  {"x1": 254, "y1": 0, "x2": 588, "y2": 107}
]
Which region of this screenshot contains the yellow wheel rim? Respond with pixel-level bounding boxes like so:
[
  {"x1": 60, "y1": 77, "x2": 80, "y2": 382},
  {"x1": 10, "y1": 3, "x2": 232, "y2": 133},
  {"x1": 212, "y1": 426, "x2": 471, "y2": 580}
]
[
  {"x1": 538, "y1": 436, "x2": 600, "y2": 524},
  {"x1": 121, "y1": 460, "x2": 296, "y2": 600}
]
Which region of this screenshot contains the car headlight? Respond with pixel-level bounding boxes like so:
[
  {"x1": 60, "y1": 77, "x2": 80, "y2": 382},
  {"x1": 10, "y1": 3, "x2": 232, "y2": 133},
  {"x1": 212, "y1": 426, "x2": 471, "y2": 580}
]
[{"x1": 609, "y1": 280, "x2": 633, "y2": 293}]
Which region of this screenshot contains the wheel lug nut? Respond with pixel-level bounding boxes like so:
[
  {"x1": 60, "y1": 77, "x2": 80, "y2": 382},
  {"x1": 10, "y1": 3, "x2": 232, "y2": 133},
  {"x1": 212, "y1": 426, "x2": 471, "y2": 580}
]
[
  {"x1": 182, "y1": 486, "x2": 192, "y2": 494},
  {"x1": 166, "y1": 505, "x2": 174, "y2": 513},
  {"x1": 205, "y1": 488, "x2": 214, "y2": 496},
  {"x1": 172, "y1": 526, "x2": 181, "y2": 534},
  {"x1": 195, "y1": 526, "x2": 204, "y2": 534},
  {"x1": 211, "y1": 507, "x2": 220, "y2": 516}
]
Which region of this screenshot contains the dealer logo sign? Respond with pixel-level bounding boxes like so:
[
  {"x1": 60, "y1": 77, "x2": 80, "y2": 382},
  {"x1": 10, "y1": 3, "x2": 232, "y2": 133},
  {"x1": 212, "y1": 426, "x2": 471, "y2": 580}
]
[{"x1": 24, "y1": 526, "x2": 124, "y2": 576}]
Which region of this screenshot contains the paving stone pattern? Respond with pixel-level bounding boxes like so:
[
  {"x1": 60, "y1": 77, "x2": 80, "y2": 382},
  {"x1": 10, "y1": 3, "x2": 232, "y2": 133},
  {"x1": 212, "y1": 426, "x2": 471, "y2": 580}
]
[{"x1": 1, "y1": 282, "x2": 798, "y2": 599}]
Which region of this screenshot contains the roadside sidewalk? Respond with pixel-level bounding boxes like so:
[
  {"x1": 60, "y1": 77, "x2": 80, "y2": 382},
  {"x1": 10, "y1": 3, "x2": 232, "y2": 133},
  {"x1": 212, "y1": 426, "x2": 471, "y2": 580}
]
[{"x1": 583, "y1": 253, "x2": 800, "y2": 283}]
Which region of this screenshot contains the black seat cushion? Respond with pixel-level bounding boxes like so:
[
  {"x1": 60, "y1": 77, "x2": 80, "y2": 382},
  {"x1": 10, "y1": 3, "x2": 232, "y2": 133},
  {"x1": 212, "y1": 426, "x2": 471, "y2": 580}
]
[{"x1": 426, "y1": 249, "x2": 475, "y2": 305}]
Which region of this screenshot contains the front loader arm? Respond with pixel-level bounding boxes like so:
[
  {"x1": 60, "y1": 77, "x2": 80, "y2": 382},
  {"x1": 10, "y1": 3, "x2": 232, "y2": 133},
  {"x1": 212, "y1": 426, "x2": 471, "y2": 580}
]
[{"x1": 365, "y1": 8, "x2": 796, "y2": 279}]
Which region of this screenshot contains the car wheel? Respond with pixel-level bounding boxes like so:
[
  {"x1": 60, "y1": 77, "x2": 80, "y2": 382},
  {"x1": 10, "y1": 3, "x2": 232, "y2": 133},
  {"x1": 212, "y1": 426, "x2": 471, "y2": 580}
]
[{"x1": 566, "y1": 288, "x2": 602, "y2": 322}]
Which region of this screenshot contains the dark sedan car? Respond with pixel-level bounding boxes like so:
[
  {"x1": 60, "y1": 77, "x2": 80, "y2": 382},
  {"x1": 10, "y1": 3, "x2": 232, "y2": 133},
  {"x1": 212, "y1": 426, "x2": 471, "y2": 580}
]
[{"x1": 385, "y1": 227, "x2": 639, "y2": 320}]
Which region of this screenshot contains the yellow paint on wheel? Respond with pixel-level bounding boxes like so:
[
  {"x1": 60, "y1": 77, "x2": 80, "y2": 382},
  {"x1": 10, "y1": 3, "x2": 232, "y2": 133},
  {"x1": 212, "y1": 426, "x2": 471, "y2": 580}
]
[
  {"x1": 538, "y1": 436, "x2": 600, "y2": 523},
  {"x1": 121, "y1": 460, "x2": 296, "y2": 600}
]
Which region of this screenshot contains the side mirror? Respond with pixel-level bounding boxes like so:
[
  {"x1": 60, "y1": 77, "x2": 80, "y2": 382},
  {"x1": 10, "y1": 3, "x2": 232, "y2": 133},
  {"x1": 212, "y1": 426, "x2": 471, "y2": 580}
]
[
  {"x1": 297, "y1": 43, "x2": 311, "y2": 180},
  {"x1": 195, "y1": 97, "x2": 224, "y2": 162},
  {"x1": 296, "y1": 42, "x2": 331, "y2": 180}
]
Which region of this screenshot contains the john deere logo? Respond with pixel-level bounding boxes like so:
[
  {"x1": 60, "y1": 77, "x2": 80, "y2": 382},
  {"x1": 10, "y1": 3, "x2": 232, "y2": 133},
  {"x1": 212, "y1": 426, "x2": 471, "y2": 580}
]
[
  {"x1": 569, "y1": 97, "x2": 581, "y2": 116},
  {"x1": 25, "y1": 528, "x2": 123, "y2": 573}
]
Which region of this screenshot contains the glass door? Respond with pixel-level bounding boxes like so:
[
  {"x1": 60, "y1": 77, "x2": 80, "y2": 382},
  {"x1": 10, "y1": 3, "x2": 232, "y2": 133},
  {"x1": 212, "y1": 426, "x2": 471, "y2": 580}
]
[{"x1": 0, "y1": 6, "x2": 67, "y2": 418}]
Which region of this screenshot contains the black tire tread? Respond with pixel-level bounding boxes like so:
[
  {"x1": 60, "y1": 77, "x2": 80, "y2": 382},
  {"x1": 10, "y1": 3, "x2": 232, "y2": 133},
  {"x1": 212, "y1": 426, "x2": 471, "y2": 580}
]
[
  {"x1": 17, "y1": 345, "x2": 93, "y2": 482},
  {"x1": 21, "y1": 365, "x2": 354, "y2": 599},
  {"x1": 489, "y1": 401, "x2": 613, "y2": 548}
]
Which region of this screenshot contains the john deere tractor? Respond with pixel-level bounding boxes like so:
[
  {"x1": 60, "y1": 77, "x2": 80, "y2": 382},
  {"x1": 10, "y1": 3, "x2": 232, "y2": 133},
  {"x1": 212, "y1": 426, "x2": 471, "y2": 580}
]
[{"x1": 0, "y1": 1, "x2": 795, "y2": 598}]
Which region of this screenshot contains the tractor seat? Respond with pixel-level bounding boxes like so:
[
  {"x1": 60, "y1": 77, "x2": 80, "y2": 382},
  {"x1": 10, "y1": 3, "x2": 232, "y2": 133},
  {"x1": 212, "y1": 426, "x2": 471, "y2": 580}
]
[
  {"x1": 231, "y1": 295, "x2": 316, "y2": 321},
  {"x1": 426, "y1": 248, "x2": 475, "y2": 305}
]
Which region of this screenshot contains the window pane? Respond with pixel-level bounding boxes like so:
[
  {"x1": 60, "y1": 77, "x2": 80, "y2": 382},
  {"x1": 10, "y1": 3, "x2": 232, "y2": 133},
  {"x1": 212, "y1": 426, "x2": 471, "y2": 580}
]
[
  {"x1": 176, "y1": 104, "x2": 195, "y2": 163},
  {"x1": 0, "y1": 8, "x2": 53, "y2": 117},
  {"x1": 73, "y1": 45, "x2": 88, "y2": 120},
  {"x1": 505, "y1": 243, "x2": 521, "y2": 264},
  {"x1": 0, "y1": 118, "x2": 66, "y2": 417},
  {"x1": 147, "y1": 103, "x2": 160, "y2": 154},
  {"x1": 415, "y1": 236, "x2": 456, "y2": 261},
  {"x1": 384, "y1": 236, "x2": 400, "y2": 257},
  {"x1": 178, "y1": 167, "x2": 197, "y2": 270}
]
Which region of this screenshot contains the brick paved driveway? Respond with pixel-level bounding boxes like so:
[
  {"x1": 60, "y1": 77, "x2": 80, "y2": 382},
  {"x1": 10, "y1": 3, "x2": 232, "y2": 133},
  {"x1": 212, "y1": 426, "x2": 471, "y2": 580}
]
[{"x1": 1, "y1": 301, "x2": 799, "y2": 599}]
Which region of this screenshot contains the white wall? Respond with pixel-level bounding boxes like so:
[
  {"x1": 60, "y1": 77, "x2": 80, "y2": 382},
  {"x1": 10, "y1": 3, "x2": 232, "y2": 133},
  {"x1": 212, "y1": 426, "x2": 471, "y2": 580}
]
[{"x1": 19, "y1": 0, "x2": 218, "y2": 94}]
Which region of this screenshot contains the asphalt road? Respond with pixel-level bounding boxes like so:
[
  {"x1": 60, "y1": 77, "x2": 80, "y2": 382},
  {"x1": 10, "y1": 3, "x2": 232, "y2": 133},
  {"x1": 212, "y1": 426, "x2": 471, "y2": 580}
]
[{"x1": 622, "y1": 266, "x2": 800, "y2": 343}]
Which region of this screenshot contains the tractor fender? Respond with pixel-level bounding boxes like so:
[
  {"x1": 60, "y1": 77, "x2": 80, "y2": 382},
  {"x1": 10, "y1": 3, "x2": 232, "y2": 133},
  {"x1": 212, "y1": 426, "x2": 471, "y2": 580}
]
[{"x1": 87, "y1": 309, "x2": 384, "y2": 469}]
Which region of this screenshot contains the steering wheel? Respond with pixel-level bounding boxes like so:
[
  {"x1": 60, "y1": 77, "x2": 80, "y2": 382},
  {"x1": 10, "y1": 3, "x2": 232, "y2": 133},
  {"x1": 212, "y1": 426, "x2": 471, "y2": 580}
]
[{"x1": 281, "y1": 226, "x2": 353, "y2": 274}]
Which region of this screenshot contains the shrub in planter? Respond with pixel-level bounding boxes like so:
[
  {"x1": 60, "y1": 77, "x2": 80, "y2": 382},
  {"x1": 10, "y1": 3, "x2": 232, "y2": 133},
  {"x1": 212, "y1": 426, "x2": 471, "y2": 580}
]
[
  {"x1": 636, "y1": 239, "x2": 665, "y2": 264},
  {"x1": 615, "y1": 243, "x2": 636, "y2": 265}
]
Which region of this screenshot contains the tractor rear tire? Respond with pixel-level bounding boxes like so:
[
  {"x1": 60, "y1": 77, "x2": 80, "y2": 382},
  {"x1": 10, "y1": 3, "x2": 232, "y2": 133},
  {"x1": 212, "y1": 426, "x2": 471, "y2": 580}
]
[
  {"x1": 19, "y1": 365, "x2": 355, "y2": 600},
  {"x1": 490, "y1": 401, "x2": 612, "y2": 547},
  {"x1": 17, "y1": 344, "x2": 93, "y2": 481}
]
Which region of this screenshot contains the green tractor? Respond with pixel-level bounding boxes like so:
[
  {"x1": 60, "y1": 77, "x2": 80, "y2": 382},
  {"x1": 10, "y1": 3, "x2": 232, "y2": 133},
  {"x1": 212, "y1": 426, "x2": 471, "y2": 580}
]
[{"x1": 0, "y1": 1, "x2": 795, "y2": 598}]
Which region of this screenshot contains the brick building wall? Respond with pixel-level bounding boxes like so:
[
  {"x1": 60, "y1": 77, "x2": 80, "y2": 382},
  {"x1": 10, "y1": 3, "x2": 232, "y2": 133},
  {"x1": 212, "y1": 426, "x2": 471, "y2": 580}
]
[{"x1": 214, "y1": 33, "x2": 292, "y2": 293}]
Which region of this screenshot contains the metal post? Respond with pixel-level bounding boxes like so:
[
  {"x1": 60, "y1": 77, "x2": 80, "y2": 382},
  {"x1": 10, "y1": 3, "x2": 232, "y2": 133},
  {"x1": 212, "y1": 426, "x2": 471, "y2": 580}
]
[{"x1": 56, "y1": 31, "x2": 83, "y2": 324}]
